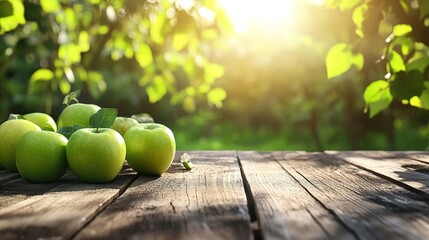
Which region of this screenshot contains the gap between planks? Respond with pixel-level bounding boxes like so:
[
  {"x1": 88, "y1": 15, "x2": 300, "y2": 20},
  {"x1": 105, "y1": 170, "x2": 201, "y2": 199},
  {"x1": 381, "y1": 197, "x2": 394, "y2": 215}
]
[
  {"x1": 73, "y1": 151, "x2": 253, "y2": 240},
  {"x1": 237, "y1": 151, "x2": 356, "y2": 240},
  {"x1": 273, "y1": 151, "x2": 429, "y2": 239}
]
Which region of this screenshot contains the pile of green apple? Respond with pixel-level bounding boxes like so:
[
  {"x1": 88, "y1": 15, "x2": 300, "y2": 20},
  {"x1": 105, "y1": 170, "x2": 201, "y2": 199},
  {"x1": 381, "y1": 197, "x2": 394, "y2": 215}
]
[{"x1": 0, "y1": 98, "x2": 176, "y2": 183}]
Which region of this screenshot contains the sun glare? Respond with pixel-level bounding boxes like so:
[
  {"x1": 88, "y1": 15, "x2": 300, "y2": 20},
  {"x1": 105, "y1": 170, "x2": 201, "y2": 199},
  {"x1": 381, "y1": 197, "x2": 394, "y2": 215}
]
[
  {"x1": 219, "y1": 0, "x2": 324, "y2": 33},
  {"x1": 220, "y1": 0, "x2": 293, "y2": 33}
]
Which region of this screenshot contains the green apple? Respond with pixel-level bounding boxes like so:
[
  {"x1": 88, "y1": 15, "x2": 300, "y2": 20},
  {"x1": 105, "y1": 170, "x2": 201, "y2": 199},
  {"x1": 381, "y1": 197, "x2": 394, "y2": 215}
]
[
  {"x1": 16, "y1": 131, "x2": 68, "y2": 182},
  {"x1": 24, "y1": 112, "x2": 57, "y2": 132},
  {"x1": 0, "y1": 119, "x2": 41, "y2": 172},
  {"x1": 110, "y1": 117, "x2": 139, "y2": 137},
  {"x1": 124, "y1": 123, "x2": 176, "y2": 176},
  {"x1": 57, "y1": 103, "x2": 100, "y2": 129},
  {"x1": 66, "y1": 128, "x2": 126, "y2": 183}
]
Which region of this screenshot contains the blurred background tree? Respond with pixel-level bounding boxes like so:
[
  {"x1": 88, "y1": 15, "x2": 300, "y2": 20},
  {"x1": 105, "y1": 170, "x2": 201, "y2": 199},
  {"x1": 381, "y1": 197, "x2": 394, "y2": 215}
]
[
  {"x1": 0, "y1": 0, "x2": 229, "y2": 117},
  {"x1": 1, "y1": 0, "x2": 429, "y2": 151}
]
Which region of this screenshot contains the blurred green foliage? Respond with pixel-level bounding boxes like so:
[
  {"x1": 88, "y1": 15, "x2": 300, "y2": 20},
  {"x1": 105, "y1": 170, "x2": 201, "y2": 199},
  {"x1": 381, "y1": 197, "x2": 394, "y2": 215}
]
[
  {"x1": 325, "y1": 0, "x2": 429, "y2": 117},
  {"x1": 0, "y1": 0, "x2": 229, "y2": 118},
  {"x1": 1, "y1": 0, "x2": 429, "y2": 151}
]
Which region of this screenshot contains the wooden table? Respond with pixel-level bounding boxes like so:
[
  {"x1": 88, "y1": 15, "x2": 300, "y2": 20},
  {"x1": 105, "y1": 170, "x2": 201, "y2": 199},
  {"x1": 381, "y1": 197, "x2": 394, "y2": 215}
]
[{"x1": 2, "y1": 151, "x2": 429, "y2": 239}]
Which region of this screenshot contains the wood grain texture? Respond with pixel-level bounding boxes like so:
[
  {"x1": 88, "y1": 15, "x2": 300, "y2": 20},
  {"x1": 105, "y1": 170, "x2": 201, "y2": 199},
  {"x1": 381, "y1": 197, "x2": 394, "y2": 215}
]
[
  {"x1": 74, "y1": 151, "x2": 252, "y2": 240},
  {"x1": 2, "y1": 151, "x2": 429, "y2": 240},
  {"x1": 327, "y1": 151, "x2": 429, "y2": 195},
  {"x1": 402, "y1": 151, "x2": 429, "y2": 165},
  {"x1": 238, "y1": 151, "x2": 355, "y2": 240},
  {"x1": 0, "y1": 171, "x2": 78, "y2": 209},
  {"x1": 276, "y1": 152, "x2": 429, "y2": 240},
  {"x1": 0, "y1": 169, "x2": 20, "y2": 184},
  {"x1": 0, "y1": 166, "x2": 137, "y2": 240}
]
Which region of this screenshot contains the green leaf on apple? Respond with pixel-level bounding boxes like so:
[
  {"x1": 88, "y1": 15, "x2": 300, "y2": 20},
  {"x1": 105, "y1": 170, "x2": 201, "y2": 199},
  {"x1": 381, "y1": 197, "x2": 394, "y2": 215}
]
[
  {"x1": 63, "y1": 90, "x2": 81, "y2": 106},
  {"x1": 90, "y1": 108, "x2": 118, "y2": 132},
  {"x1": 58, "y1": 124, "x2": 85, "y2": 139},
  {"x1": 180, "y1": 153, "x2": 194, "y2": 170},
  {"x1": 8, "y1": 113, "x2": 25, "y2": 120}
]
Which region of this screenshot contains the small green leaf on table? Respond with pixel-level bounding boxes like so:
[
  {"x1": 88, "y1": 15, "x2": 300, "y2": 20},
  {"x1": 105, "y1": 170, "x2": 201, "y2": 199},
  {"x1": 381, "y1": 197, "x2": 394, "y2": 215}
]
[
  {"x1": 90, "y1": 108, "x2": 118, "y2": 132},
  {"x1": 180, "y1": 153, "x2": 194, "y2": 170}
]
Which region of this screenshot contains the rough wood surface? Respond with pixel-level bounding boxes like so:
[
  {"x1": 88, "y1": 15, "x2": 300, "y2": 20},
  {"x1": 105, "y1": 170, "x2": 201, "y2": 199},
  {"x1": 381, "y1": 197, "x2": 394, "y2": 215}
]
[
  {"x1": 276, "y1": 152, "x2": 429, "y2": 240},
  {"x1": 327, "y1": 151, "x2": 429, "y2": 195},
  {"x1": 0, "y1": 166, "x2": 137, "y2": 240},
  {"x1": 405, "y1": 152, "x2": 429, "y2": 165},
  {"x1": 74, "y1": 151, "x2": 252, "y2": 240},
  {"x1": 2, "y1": 151, "x2": 429, "y2": 240},
  {"x1": 0, "y1": 169, "x2": 20, "y2": 184},
  {"x1": 0, "y1": 171, "x2": 78, "y2": 209},
  {"x1": 238, "y1": 151, "x2": 354, "y2": 240}
]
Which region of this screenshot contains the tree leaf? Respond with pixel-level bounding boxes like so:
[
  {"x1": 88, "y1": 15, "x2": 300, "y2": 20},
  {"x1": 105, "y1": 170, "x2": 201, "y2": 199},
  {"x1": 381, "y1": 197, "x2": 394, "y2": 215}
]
[
  {"x1": 352, "y1": 4, "x2": 367, "y2": 38},
  {"x1": 363, "y1": 80, "x2": 392, "y2": 118},
  {"x1": 326, "y1": 43, "x2": 363, "y2": 79},
  {"x1": 388, "y1": 50, "x2": 406, "y2": 73},
  {"x1": 97, "y1": 25, "x2": 109, "y2": 35},
  {"x1": 30, "y1": 69, "x2": 54, "y2": 82},
  {"x1": 136, "y1": 43, "x2": 153, "y2": 68},
  {"x1": 173, "y1": 33, "x2": 189, "y2": 51},
  {"x1": 146, "y1": 75, "x2": 167, "y2": 103},
  {"x1": 78, "y1": 31, "x2": 90, "y2": 52},
  {"x1": 393, "y1": 24, "x2": 412, "y2": 37},
  {"x1": 204, "y1": 63, "x2": 225, "y2": 84},
  {"x1": 89, "y1": 108, "x2": 118, "y2": 130},
  {"x1": 0, "y1": 0, "x2": 26, "y2": 34},
  {"x1": 419, "y1": 88, "x2": 429, "y2": 110},
  {"x1": 409, "y1": 96, "x2": 421, "y2": 108},
  {"x1": 57, "y1": 124, "x2": 85, "y2": 139},
  {"x1": 395, "y1": 37, "x2": 414, "y2": 56},
  {"x1": 390, "y1": 70, "x2": 424, "y2": 100},
  {"x1": 407, "y1": 54, "x2": 429, "y2": 72},
  {"x1": 59, "y1": 78, "x2": 71, "y2": 95},
  {"x1": 207, "y1": 87, "x2": 227, "y2": 108},
  {"x1": 419, "y1": 0, "x2": 429, "y2": 19},
  {"x1": 40, "y1": 0, "x2": 60, "y2": 13},
  {"x1": 58, "y1": 43, "x2": 81, "y2": 64},
  {"x1": 0, "y1": 0, "x2": 13, "y2": 18},
  {"x1": 63, "y1": 90, "x2": 80, "y2": 106},
  {"x1": 150, "y1": 13, "x2": 165, "y2": 45}
]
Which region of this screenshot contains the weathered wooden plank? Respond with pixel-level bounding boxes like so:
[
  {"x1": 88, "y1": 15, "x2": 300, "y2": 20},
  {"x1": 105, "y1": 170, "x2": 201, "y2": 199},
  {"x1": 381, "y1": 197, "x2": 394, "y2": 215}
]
[
  {"x1": 403, "y1": 151, "x2": 429, "y2": 165},
  {"x1": 238, "y1": 151, "x2": 354, "y2": 240},
  {"x1": 0, "y1": 169, "x2": 20, "y2": 184},
  {"x1": 327, "y1": 151, "x2": 429, "y2": 195},
  {"x1": 0, "y1": 166, "x2": 137, "y2": 240},
  {"x1": 74, "y1": 151, "x2": 252, "y2": 240},
  {"x1": 276, "y1": 152, "x2": 429, "y2": 240},
  {"x1": 187, "y1": 150, "x2": 238, "y2": 158},
  {"x1": 0, "y1": 171, "x2": 78, "y2": 209}
]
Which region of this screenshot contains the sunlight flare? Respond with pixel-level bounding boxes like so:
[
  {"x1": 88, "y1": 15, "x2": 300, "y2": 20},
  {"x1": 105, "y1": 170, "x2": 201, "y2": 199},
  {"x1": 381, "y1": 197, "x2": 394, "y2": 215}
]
[{"x1": 219, "y1": 0, "x2": 296, "y2": 33}]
